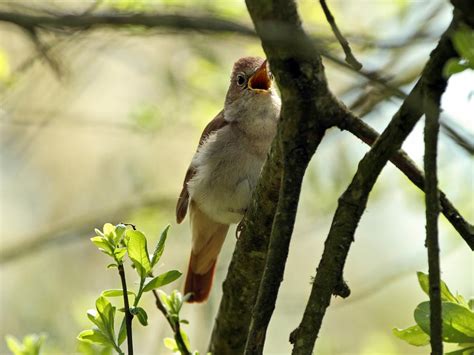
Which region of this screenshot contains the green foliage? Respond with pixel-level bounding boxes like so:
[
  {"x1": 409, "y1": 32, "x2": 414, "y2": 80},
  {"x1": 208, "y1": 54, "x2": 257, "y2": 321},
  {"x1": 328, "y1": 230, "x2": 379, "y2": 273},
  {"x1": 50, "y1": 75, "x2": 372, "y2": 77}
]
[
  {"x1": 5, "y1": 334, "x2": 46, "y2": 355},
  {"x1": 393, "y1": 272, "x2": 474, "y2": 354},
  {"x1": 443, "y1": 26, "x2": 474, "y2": 78},
  {"x1": 77, "y1": 223, "x2": 188, "y2": 354}
]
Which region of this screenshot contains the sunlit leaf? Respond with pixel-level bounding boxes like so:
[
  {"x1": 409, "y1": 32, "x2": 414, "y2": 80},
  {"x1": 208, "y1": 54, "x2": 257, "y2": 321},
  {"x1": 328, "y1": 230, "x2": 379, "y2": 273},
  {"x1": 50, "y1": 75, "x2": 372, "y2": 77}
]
[
  {"x1": 414, "y1": 301, "x2": 474, "y2": 343},
  {"x1": 77, "y1": 330, "x2": 106, "y2": 346},
  {"x1": 180, "y1": 328, "x2": 191, "y2": 351},
  {"x1": 77, "y1": 329, "x2": 110, "y2": 346},
  {"x1": 125, "y1": 230, "x2": 151, "y2": 278},
  {"x1": 143, "y1": 270, "x2": 182, "y2": 292},
  {"x1": 392, "y1": 325, "x2": 430, "y2": 346},
  {"x1": 417, "y1": 272, "x2": 459, "y2": 304},
  {"x1": 5, "y1": 335, "x2": 23, "y2": 354},
  {"x1": 151, "y1": 224, "x2": 170, "y2": 267},
  {"x1": 91, "y1": 236, "x2": 114, "y2": 256},
  {"x1": 101, "y1": 289, "x2": 136, "y2": 298},
  {"x1": 163, "y1": 337, "x2": 178, "y2": 352},
  {"x1": 445, "y1": 346, "x2": 474, "y2": 355}
]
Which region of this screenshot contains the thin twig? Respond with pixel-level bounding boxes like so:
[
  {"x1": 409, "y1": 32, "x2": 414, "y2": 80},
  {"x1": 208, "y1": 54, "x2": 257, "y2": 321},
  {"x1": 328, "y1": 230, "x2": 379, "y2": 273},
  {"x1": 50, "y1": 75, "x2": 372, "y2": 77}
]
[
  {"x1": 319, "y1": 0, "x2": 362, "y2": 70},
  {"x1": 424, "y1": 84, "x2": 443, "y2": 354},
  {"x1": 151, "y1": 290, "x2": 191, "y2": 355},
  {"x1": 118, "y1": 264, "x2": 134, "y2": 355}
]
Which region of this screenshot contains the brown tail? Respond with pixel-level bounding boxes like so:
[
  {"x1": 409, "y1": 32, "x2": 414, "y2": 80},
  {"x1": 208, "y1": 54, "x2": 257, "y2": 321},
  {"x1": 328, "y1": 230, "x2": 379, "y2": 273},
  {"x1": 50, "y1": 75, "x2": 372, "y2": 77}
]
[{"x1": 184, "y1": 253, "x2": 216, "y2": 303}]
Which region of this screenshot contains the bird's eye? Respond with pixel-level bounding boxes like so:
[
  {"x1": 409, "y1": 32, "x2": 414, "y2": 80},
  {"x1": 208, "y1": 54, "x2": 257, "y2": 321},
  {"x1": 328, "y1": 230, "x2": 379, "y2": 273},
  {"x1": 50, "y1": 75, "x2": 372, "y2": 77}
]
[
  {"x1": 236, "y1": 74, "x2": 246, "y2": 86},
  {"x1": 269, "y1": 72, "x2": 274, "y2": 80}
]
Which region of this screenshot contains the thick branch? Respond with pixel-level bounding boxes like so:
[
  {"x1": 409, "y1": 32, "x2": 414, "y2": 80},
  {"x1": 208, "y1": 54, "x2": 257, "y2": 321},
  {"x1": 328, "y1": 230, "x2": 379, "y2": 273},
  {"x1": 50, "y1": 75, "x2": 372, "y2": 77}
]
[
  {"x1": 291, "y1": 15, "x2": 457, "y2": 354},
  {"x1": 424, "y1": 79, "x2": 443, "y2": 354}
]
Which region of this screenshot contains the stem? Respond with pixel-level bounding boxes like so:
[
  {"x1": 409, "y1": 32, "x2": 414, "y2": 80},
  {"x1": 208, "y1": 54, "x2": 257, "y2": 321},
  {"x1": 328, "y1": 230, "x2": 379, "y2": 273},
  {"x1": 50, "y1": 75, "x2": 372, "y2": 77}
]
[
  {"x1": 424, "y1": 89, "x2": 443, "y2": 354},
  {"x1": 133, "y1": 278, "x2": 145, "y2": 307},
  {"x1": 118, "y1": 263, "x2": 134, "y2": 355}
]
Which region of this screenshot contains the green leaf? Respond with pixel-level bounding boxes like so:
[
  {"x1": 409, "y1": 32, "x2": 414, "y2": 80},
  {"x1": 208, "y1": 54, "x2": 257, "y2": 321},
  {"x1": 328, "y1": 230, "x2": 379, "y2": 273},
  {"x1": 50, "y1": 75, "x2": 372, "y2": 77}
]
[
  {"x1": 414, "y1": 301, "x2": 474, "y2": 343},
  {"x1": 125, "y1": 230, "x2": 151, "y2": 278},
  {"x1": 131, "y1": 307, "x2": 148, "y2": 326},
  {"x1": 392, "y1": 325, "x2": 430, "y2": 346},
  {"x1": 103, "y1": 223, "x2": 116, "y2": 239},
  {"x1": 117, "y1": 318, "x2": 127, "y2": 346},
  {"x1": 417, "y1": 272, "x2": 459, "y2": 304},
  {"x1": 179, "y1": 329, "x2": 191, "y2": 351},
  {"x1": 114, "y1": 247, "x2": 127, "y2": 262},
  {"x1": 87, "y1": 309, "x2": 104, "y2": 330},
  {"x1": 107, "y1": 263, "x2": 118, "y2": 269},
  {"x1": 163, "y1": 337, "x2": 178, "y2": 352},
  {"x1": 151, "y1": 224, "x2": 170, "y2": 267},
  {"x1": 157, "y1": 290, "x2": 172, "y2": 312},
  {"x1": 143, "y1": 270, "x2": 182, "y2": 292},
  {"x1": 469, "y1": 299, "x2": 474, "y2": 311},
  {"x1": 101, "y1": 289, "x2": 136, "y2": 298},
  {"x1": 115, "y1": 224, "x2": 126, "y2": 242},
  {"x1": 91, "y1": 236, "x2": 114, "y2": 256},
  {"x1": 452, "y1": 26, "x2": 474, "y2": 63},
  {"x1": 5, "y1": 335, "x2": 23, "y2": 354},
  {"x1": 170, "y1": 290, "x2": 184, "y2": 314},
  {"x1": 77, "y1": 329, "x2": 110, "y2": 346},
  {"x1": 95, "y1": 297, "x2": 116, "y2": 340},
  {"x1": 445, "y1": 346, "x2": 474, "y2": 355},
  {"x1": 22, "y1": 334, "x2": 46, "y2": 355},
  {"x1": 443, "y1": 58, "x2": 470, "y2": 78},
  {"x1": 444, "y1": 303, "x2": 474, "y2": 337}
]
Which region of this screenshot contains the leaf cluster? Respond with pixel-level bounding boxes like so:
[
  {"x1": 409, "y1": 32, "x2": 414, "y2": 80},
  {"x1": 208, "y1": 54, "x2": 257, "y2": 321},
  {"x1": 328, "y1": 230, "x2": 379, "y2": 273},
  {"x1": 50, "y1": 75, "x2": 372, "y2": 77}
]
[
  {"x1": 5, "y1": 334, "x2": 46, "y2": 355},
  {"x1": 77, "y1": 223, "x2": 183, "y2": 354},
  {"x1": 393, "y1": 272, "x2": 474, "y2": 354}
]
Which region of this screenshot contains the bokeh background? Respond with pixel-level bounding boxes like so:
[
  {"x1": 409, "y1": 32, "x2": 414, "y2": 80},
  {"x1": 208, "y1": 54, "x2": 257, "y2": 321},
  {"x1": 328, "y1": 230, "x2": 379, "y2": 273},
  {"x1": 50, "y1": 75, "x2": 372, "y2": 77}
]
[{"x1": 0, "y1": 0, "x2": 472, "y2": 354}]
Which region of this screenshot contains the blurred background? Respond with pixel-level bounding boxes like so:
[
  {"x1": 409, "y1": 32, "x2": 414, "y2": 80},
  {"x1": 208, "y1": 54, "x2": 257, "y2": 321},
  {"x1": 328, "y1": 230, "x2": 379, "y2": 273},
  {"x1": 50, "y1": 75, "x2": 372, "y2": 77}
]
[{"x1": 0, "y1": 0, "x2": 472, "y2": 354}]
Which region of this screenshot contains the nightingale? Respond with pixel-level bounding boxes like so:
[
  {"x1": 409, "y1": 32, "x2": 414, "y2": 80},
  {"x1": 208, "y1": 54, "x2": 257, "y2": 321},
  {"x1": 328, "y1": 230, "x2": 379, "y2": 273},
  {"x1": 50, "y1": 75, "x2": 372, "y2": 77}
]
[{"x1": 176, "y1": 56, "x2": 281, "y2": 303}]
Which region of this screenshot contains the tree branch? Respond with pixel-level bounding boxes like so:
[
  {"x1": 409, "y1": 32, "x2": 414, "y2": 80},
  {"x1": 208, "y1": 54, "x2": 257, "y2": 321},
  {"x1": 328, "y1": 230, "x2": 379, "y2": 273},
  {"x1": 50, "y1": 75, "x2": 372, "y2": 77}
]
[
  {"x1": 319, "y1": 0, "x2": 362, "y2": 70},
  {"x1": 424, "y1": 71, "x2": 443, "y2": 355},
  {"x1": 291, "y1": 14, "x2": 458, "y2": 353},
  {"x1": 339, "y1": 114, "x2": 474, "y2": 250},
  {"x1": 0, "y1": 11, "x2": 255, "y2": 36}
]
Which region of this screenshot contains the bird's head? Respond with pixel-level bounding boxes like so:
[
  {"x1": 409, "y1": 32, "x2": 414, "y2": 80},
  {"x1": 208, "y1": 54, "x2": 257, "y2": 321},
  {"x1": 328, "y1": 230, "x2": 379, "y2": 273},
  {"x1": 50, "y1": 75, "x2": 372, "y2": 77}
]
[{"x1": 224, "y1": 57, "x2": 280, "y2": 121}]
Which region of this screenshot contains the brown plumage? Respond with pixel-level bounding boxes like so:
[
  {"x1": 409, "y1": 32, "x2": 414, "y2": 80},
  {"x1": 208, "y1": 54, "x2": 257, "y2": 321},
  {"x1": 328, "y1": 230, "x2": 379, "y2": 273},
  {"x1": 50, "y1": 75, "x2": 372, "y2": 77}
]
[{"x1": 176, "y1": 57, "x2": 280, "y2": 303}]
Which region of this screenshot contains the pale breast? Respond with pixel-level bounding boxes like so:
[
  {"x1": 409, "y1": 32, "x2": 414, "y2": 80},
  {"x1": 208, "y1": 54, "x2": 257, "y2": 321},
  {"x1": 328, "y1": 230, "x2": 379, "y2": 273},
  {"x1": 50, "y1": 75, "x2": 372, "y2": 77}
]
[{"x1": 187, "y1": 126, "x2": 270, "y2": 225}]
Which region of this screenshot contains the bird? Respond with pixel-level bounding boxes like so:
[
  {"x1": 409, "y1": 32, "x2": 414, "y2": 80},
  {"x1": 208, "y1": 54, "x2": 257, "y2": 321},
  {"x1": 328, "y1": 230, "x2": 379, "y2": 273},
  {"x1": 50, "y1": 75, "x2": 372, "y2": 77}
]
[{"x1": 176, "y1": 56, "x2": 281, "y2": 303}]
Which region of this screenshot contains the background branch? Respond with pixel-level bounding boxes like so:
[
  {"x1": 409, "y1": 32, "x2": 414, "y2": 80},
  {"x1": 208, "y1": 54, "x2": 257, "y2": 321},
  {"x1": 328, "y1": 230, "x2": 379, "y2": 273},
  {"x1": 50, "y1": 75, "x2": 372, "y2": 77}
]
[{"x1": 319, "y1": 0, "x2": 362, "y2": 70}]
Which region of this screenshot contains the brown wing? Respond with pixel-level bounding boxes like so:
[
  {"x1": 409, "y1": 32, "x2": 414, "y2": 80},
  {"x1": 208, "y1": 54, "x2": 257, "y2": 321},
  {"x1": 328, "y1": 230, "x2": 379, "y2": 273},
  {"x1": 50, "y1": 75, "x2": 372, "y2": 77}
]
[{"x1": 176, "y1": 110, "x2": 229, "y2": 223}]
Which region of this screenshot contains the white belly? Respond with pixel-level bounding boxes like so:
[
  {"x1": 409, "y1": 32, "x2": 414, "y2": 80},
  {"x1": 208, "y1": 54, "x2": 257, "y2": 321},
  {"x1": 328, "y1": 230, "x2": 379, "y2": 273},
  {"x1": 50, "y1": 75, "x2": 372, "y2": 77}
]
[{"x1": 187, "y1": 127, "x2": 269, "y2": 225}]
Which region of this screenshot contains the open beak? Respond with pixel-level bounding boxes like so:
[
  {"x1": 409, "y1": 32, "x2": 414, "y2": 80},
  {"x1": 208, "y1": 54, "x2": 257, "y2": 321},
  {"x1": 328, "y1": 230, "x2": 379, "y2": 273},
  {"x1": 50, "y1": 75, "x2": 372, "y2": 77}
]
[{"x1": 248, "y1": 60, "x2": 272, "y2": 92}]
